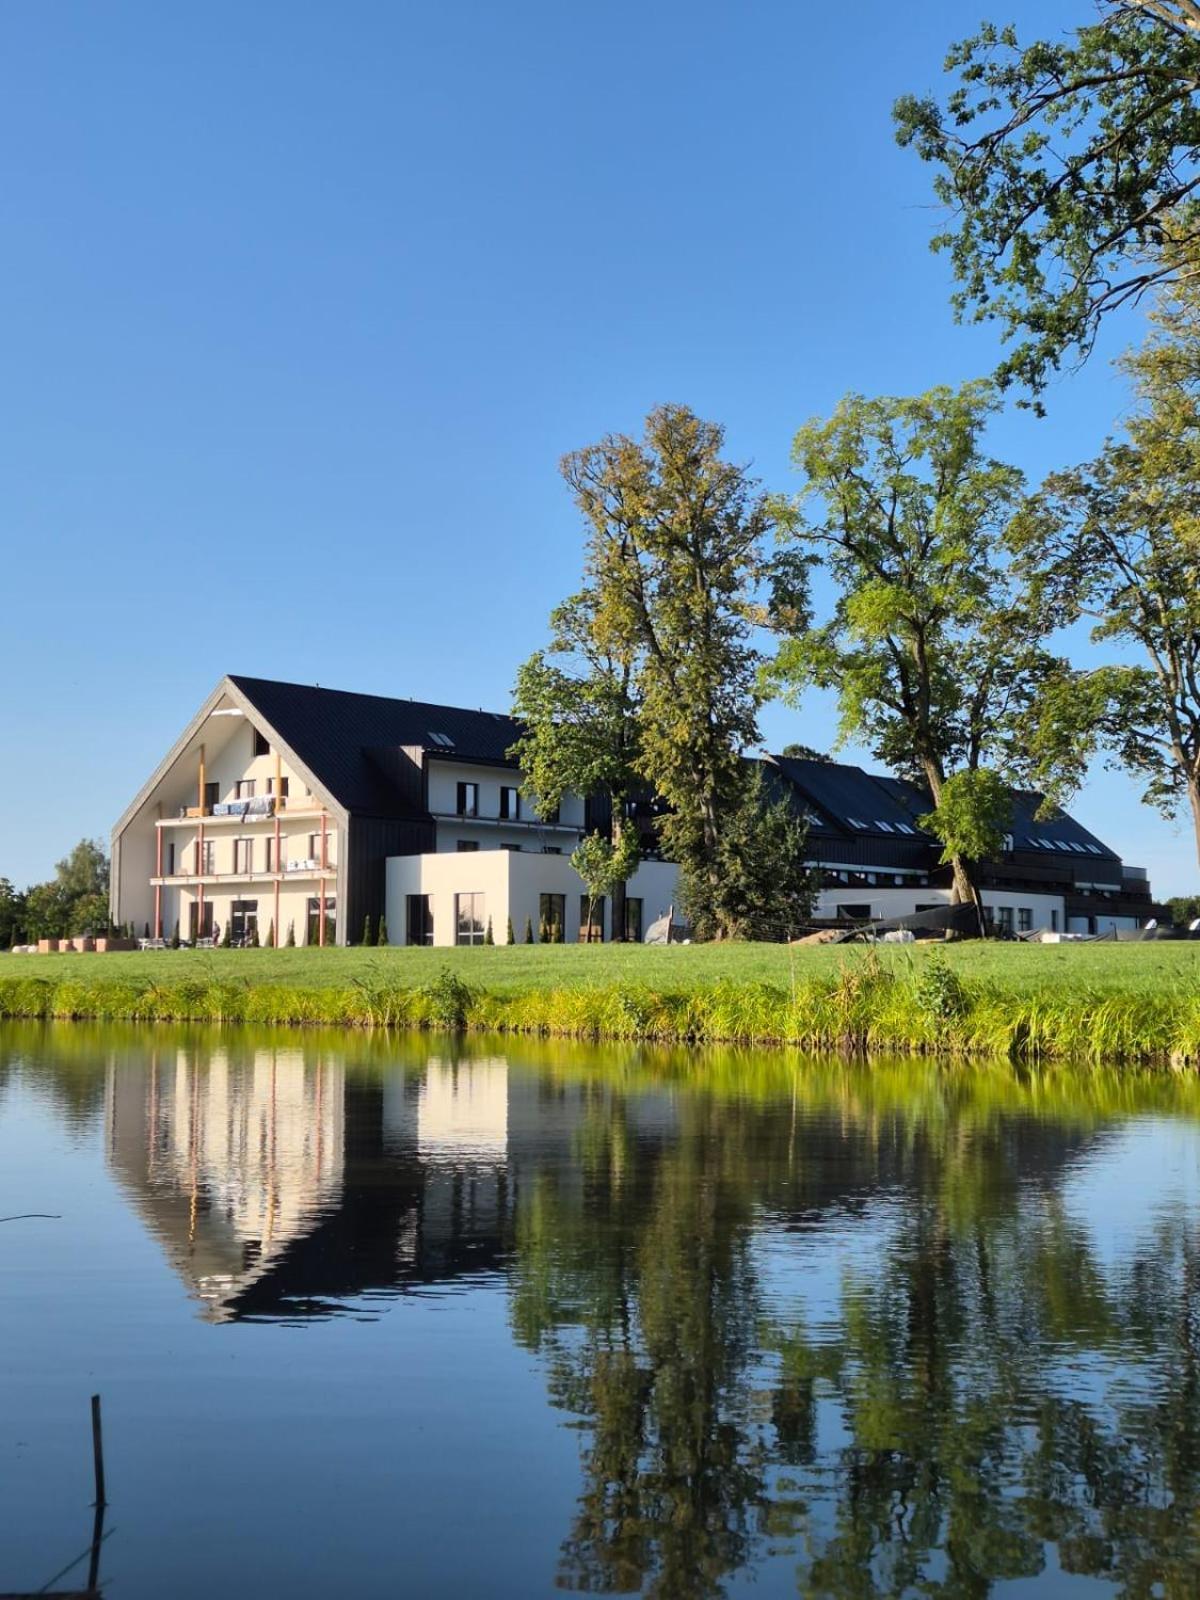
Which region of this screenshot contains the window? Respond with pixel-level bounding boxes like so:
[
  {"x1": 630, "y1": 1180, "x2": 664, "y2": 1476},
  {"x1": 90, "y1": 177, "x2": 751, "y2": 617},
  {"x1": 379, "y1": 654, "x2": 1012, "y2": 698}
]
[
  {"x1": 541, "y1": 846, "x2": 562, "y2": 855},
  {"x1": 264, "y1": 836, "x2": 274, "y2": 872},
  {"x1": 268, "y1": 776, "x2": 289, "y2": 798},
  {"x1": 501, "y1": 843, "x2": 522, "y2": 852},
  {"x1": 457, "y1": 840, "x2": 479, "y2": 852},
  {"x1": 624, "y1": 898, "x2": 643, "y2": 943},
  {"x1": 197, "y1": 839, "x2": 216, "y2": 874},
  {"x1": 1051, "y1": 909, "x2": 1060, "y2": 931},
  {"x1": 307, "y1": 832, "x2": 334, "y2": 867},
  {"x1": 847, "y1": 816, "x2": 866, "y2": 830},
  {"x1": 230, "y1": 899, "x2": 258, "y2": 944},
  {"x1": 1017, "y1": 907, "x2": 1033, "y2": 933},
  {"x1": 253, "y1": 729, "x2": 269, "y2": 757},
  {"x1": 876, "y1": 820, "x2": 894, "y2": 833},
  {"x1": 837, "y1": 903, "x2": 872, "y2": 921},
  {"x1": 995, "y1": 906, "x2": 1014, "y2": 932},
  {"x1": 539, "y1": 893, "x2": 565, "y2": 941},
  {"x1": 406, "y1": 895, "x2": 433, "y2": 946},
  {"x1": 165, "y1": 841, "x2": 176, "y2": 876},
  {"x1": 456, "y1": 782, "x2": 479, "y2": 817},
  {"x1": 189, "y1": 901, "x2": 214, "y2": 941},
  {"x1": 579, "y1": 895, "x2": 606, "y2": 943},
  {"x1": 306, "y1": 896, "x2": 337, "y2": 946},
  {"x1": 204, "y1": 781, "x2": 219, "y2": 812},
  {"x1": 500, "y1": 786, "x2": 521, "y2": 820},
  {"x1": 455, "y1": 892, "x2": 486, "y2": 945},
  {"x1": 236, "y1": 779, "x2": 256, "y2": 800},
  {"x1": 233, "y1": 838, "x2": 254, "y2": 874}
]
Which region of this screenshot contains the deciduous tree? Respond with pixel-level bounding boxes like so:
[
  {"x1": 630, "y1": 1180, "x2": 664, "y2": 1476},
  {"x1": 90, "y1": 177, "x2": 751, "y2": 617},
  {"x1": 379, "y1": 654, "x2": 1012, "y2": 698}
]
[
  {"x1": 766, "y1": 383, "x2": 1068, "y2": 915},
  {"x1": 551, "y1": 404, "x2": 801, "y2": 938},
  {"x1": 896, "y1": 3, "x2": 1200, "y2": 399},
  {"x1": 1012, "y1": 278, "x2": 1200, "y2": 862},
  {"x1": 511, "y1": 592, "x2": 643, "y2": 939}
]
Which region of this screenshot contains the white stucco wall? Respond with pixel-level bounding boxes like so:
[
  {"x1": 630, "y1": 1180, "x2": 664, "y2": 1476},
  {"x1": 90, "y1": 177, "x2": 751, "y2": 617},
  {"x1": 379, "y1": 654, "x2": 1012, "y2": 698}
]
[
  {"x1": 113, "y1": 703, "x2": 340, "y2": 943},
  {"x1": 385, "y1": 850, "x2": 679, "y2": 946}
]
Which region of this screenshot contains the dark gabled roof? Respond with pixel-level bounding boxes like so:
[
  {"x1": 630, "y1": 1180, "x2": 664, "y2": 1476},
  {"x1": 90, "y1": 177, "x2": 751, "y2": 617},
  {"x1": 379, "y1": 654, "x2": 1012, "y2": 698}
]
[
  {"x1": 768, "y1": 755, "x2": 1124, "y2": 864},
  {"x1": 769, "y1": 756, "x2": 933, "y2": 842},
  {"x1": 1007, "y1": 790, "x2": 1121, "y2": 863},
  {"x1": 229, "y1": 676, "x2": 522, "y2": 817}
]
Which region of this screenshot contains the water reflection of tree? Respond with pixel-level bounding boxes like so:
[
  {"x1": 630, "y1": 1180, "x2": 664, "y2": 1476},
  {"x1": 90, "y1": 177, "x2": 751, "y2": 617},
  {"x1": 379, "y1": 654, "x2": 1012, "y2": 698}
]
[
  {"x1": 512, "y1": 1091, "x2": 772, "y2": 1597},
  {"x1": 785, "y1": 1189, "x2": 1200, "y2": 1596},
  {"x1": 509, "y1": 1070, "x2": 1200, "y2": 1598}
]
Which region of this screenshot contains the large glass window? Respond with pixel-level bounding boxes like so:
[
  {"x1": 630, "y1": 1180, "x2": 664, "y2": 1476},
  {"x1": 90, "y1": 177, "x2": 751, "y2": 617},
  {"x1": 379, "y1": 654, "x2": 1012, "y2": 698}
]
[
  {"x1": 233, "y1": 838, "x2": 254, "y2": 874},
  {"x1": 406, "y1": 895, "x2": 433, "y2": 947},
  {"x1": 456, "y1": 782, "x2": 479, "y2": 817},
  {"x1": 995, "y1": 906, "x2": 1014, "y2": 933},
  {"x1": 500, "y1": 786, "x2": 521, "y2": 820},
  {"x1": 204, "y1": 781, "x2": 219, "y2": 812},
  {"x1": 539, "y1": 893, "x2": 565, "y2": 942},
  {"x1": 236, "y1": 779, "x2": 256, "y2": 800},
  {"x1": 455, "y1": 892, "x2": 486, "y2": 946},
  {"x1": 579, "y1": 895, "x2": 605, "y2": 943},
  {"x1": 624, "y1": 898, "x2": 643, "y2": 943},
  {"x1": 306, "y1": 896, "x2": 337, "y2": 946},
  {"x1": 197, "y1": 839, "x2": 216, "y2": 874},
  {"x1": 1017, "y1": 907, "x2": 1033, "y2": 933}
]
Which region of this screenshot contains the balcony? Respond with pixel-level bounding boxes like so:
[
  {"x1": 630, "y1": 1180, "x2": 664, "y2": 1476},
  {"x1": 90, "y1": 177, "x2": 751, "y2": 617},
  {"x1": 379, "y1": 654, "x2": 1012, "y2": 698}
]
[
  {"x1": 432, "y1": 811, "x2": 581, "y2": 834},
  {"x1": 158, "y1": 800, "x2": 328, "y2": 827},
  {"x1": 150, "y1": 860, "x2": 336, "y2": 889}
]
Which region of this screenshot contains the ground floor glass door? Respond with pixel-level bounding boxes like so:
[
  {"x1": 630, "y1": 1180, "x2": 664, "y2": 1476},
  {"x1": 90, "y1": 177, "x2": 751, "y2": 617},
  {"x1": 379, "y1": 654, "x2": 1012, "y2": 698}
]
[{"x1": 230, "y1": 900, "x2": 259, "y2": 946}]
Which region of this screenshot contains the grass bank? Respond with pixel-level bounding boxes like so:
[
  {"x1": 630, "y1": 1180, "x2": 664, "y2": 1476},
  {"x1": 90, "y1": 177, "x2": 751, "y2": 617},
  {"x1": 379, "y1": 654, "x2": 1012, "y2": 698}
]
[{"x1": 3, "y1": 942, "x2": 1200, "y2": 1064}]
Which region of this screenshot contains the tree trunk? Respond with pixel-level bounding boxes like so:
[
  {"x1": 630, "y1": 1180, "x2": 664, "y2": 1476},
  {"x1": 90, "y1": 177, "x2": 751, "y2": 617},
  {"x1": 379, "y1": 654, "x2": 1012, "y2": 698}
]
[
  {"x1": 611, "y1": 813, "x2": 628, "y2": 942},
  {"x1": 1189, "y1": 775, "x2": 1200, "y2": 870},
  {"x1": 611, "y1": 876, "x2": 627, "y2": 944}
]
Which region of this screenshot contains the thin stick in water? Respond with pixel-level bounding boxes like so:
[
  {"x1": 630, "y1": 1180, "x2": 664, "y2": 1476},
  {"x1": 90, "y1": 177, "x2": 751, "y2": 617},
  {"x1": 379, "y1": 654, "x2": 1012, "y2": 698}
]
[{"x1": 91, "y1": 1393, "x2": 106, "y2": 1509}]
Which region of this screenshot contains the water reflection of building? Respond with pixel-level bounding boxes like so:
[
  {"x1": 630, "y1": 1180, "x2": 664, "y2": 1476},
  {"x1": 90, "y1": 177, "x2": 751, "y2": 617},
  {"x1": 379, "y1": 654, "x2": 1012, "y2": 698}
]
[
  {"x1": 105, "y1": 1045, "x2": 672, "y2": 1322},
  {"x1": 106, "y1": 1047, "x2": 344, "y2": 1319}
]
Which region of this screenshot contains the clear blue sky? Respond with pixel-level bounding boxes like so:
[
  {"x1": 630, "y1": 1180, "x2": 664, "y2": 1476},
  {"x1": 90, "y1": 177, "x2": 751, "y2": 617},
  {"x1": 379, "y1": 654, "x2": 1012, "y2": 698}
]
[{"x1": 2, "y1": 0, "x2": 1195, "y2": 896}]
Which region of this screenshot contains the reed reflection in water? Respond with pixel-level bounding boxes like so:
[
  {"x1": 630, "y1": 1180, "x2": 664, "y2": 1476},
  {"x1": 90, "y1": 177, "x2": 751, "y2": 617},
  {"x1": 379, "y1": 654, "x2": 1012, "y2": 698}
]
[{"x1": 2, "y1": 1020, "x2": 1199, "y2": 1598}]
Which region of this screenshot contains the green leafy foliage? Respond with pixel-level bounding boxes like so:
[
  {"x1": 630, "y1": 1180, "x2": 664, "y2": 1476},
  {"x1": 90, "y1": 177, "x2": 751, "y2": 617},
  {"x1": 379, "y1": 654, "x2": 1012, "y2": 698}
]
[
  {"x1": 919, "y1": 768, "x2": 1012, "y2": 866},
  {"x1": 766, "y1": 384, "x2": 1067, "y2": 904},
  {"x1": 681, "y1": 766, "x2": 816, "y2": 941},
  {"x1": 556, "y1": 404, "x2": 801, "y2": 923},
  {"x1": 895, "y1": 4, "x2": 1200, "y2": 398},
  {"x1": 1012, "y1": 274, "x2": 1200, "y2": 859}
]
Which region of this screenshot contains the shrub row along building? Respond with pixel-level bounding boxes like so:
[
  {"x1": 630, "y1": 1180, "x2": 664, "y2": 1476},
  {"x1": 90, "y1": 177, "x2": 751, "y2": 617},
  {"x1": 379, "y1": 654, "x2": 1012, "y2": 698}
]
[{"x1": 110, "y1": 675, "x2": 1161, "y2": 945}]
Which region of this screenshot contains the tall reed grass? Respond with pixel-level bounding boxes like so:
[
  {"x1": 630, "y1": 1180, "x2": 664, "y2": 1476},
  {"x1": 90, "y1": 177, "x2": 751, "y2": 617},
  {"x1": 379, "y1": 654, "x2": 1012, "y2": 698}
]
[{"x1": 1, "y1": 951, "x2": 1197, "y2": 1065}]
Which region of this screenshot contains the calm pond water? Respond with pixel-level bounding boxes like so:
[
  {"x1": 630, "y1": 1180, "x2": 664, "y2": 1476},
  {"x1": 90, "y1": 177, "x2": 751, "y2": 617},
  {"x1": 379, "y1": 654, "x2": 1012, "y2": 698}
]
[{"x1": 2, "y1": 1023, "x2": 1200, "y2": 1598}]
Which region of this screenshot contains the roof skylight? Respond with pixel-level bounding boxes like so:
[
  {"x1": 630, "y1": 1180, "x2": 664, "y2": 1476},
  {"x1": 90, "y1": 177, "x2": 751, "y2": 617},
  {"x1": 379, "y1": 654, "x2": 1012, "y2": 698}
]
[{"x1": 427, "y1": 731, "x2": 455, "y2": 749}]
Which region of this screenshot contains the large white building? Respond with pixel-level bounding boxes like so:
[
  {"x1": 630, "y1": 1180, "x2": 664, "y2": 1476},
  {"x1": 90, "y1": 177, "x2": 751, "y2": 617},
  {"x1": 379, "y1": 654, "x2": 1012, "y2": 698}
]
[
  {"x1": 111, "y1": 675, "x2": 1159, "y2": 947},
  {"x1": 111, "y1": 675, "x2": 679, "y2": 947}
]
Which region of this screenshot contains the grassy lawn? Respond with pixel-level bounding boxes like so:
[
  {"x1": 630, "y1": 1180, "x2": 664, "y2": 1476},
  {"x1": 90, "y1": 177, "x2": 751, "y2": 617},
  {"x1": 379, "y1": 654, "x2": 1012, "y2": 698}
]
[{"x1": 12, "y1": 939, "x2": 1200, "y2": 996}]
